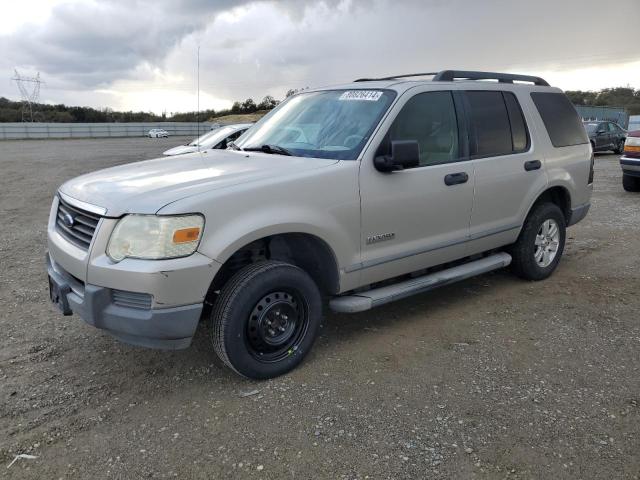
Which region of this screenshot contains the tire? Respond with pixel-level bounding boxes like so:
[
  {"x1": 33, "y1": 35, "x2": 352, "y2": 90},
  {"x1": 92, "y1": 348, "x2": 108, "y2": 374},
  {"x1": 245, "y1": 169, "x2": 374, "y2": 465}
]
[
  {"x1": 623, "y1": 174, "x2": 640, "y2": 192},
  {"x1": 509, "y1": 203, "x2": 566, "y2": 281},
  {"x1": 210, "y1": 260, "x2": 322, "y2": 379},
  {"x1": 614, "y1": 139, "x2": 625, "y2": 154}
]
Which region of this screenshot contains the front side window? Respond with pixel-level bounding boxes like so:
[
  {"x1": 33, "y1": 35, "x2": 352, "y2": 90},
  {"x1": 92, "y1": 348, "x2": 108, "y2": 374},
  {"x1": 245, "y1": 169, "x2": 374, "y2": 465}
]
[
  {"x1": 381, "y1": 91, "x2": 460, "y2": 167},
  {"x1": 234, "y1": 90, "x2": 396, "y2": 160}
]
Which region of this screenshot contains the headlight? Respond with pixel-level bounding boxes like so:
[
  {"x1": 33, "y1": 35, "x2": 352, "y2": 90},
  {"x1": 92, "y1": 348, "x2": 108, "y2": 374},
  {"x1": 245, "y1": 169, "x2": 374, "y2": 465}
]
[{"x1": 107, "y1": 214, "x2": 204, "y2": 262}]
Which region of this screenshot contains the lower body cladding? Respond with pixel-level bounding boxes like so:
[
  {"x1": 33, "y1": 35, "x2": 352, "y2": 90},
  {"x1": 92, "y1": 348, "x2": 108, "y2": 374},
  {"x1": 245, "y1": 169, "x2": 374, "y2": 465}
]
[{"x1": 47, "y1": 252, "x2": 213, "y2": 350}]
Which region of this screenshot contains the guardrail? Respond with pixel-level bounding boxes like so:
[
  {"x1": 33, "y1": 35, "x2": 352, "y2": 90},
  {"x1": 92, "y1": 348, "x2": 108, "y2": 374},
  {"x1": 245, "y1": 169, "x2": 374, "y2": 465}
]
[{"x1": 0, "y1": 122, "x2": 219, "y2": 140}]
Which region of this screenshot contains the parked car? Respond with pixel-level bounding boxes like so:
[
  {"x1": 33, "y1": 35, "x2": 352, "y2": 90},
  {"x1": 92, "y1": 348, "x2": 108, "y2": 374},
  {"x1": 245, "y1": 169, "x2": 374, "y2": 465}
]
[
  {"x1": 627, "y1": 115, "x2": 640, "y2": 133},
  {"x1": 47, "y1": 70, "x2": 592, "y2": 379},
  {"x1": 621, "y1": 131, "x2": 640, "y2": 192},
  {"x1": 162, "y1": 124, "x2": 251, "y2": 156},
  {"x1": 583, "y1": 121, "x2": 626, "y2": 153},
  {"x1": 148, "y1": 128, "x2": 169, "y2": 138}
]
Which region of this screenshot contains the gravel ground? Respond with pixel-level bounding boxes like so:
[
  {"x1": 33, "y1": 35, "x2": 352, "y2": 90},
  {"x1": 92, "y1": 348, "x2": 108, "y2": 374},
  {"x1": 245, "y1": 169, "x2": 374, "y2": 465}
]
[{"x1": 0, "y1": 137, "x2": 639, "y2": 479}]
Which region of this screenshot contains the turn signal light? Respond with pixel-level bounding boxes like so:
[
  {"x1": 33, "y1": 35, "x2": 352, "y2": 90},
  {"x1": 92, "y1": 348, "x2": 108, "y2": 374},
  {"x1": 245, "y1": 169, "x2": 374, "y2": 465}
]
[{"x1": 173, "y1": 227, "x2": 201, "y2": 244}]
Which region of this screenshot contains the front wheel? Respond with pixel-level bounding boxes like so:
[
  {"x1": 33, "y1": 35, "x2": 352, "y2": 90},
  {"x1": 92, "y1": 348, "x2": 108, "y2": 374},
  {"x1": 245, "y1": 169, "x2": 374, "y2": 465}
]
[
  {"x1": 509, "y1": 203, "x2": 566, "y2": 281},
  {"x1": 210, "y1": 261, "x2": 322, "y2": 379},
  {"x1": 614, "y1": 139, "x2": 625, "y2": 154}
]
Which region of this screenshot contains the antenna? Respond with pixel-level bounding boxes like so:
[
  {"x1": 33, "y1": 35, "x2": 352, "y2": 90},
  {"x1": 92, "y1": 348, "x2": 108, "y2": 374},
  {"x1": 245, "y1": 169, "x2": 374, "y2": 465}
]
[
  {"x1": 197, "y1": 45, "x2": 200, "y2": 151},
  {"x1": 12, "y1": 69, "x2": 44, "y2": 122}
]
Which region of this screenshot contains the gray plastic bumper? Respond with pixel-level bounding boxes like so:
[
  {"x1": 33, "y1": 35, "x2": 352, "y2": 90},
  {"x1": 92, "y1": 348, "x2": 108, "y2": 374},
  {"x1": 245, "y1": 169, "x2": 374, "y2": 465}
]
[{"x1": 47, "y1": 253, "x2": 202, "y2": 350}]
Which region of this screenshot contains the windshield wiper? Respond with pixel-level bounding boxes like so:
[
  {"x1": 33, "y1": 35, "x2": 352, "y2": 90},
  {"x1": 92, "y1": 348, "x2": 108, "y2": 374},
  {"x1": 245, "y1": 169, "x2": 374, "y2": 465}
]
[{"x1": 244, "y1": 144, "x2": 293, "y2": 156}]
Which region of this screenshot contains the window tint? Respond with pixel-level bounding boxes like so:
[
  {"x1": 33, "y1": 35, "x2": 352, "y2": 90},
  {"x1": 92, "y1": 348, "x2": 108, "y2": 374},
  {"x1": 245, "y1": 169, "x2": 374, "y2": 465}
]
[
  {"x1": 386, "y1": 91, "x2": 459, "y2": 167},
  {"x1": 466, "y1": 91, "x2": 512, "y2": 157},
  {"x1": 503, "y1": 92, "x2": 529, "y2": 151},
  {"x1": 607, "y1": 123, "x2": 617, "y2": 133},
  {"x1": 531, "y1": 92, "x2": 589, "y2": 147}
]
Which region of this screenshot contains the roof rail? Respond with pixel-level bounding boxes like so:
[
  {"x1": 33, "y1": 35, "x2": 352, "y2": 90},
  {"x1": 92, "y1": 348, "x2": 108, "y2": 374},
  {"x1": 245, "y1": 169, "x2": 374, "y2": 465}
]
[
  {"x1": 433, "y1": 70, "x2": 549, "y2": 86},
  {"x1": 353, "y1": 70, "x2": 549, "y2": 86},
  {"x1": 354, "y1": 72, "x2": 437, "y2": 82}
]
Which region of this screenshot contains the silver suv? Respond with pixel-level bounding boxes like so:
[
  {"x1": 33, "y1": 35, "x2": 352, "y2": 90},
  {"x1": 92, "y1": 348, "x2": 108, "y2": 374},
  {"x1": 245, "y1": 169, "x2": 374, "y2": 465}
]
[{"x1": 47, "y1": 70, "x2": 593, "y2": 379}]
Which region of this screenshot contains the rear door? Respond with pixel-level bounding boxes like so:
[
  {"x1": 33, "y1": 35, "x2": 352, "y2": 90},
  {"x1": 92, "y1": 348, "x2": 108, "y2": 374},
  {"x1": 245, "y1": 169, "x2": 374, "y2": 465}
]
[{"x1": 464, "y1": 90, "x2": 547, "y2": 251}]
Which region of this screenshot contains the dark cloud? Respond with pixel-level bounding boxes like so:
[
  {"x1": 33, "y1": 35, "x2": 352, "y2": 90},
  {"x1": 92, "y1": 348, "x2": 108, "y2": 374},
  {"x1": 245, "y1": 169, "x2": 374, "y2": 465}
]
[{"x1": 1, "y1": 0, "x2": 639, "y2": 110}]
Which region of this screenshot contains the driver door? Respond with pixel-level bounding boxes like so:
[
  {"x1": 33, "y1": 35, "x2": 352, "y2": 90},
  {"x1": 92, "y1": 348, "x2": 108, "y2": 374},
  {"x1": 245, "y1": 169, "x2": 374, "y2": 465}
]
[{"x1": 357, "y1": 89, "x2": 474, "y2": 285}]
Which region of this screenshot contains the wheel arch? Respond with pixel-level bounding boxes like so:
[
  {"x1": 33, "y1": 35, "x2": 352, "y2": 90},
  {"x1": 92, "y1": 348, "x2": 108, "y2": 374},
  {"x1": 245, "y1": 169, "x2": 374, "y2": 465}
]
[
  {"x1": 525, "y1": 185, "x2": 572, "y2": 226},
  {"x1": 206, "y1": 232, "x2": 341, "y2": 303}
]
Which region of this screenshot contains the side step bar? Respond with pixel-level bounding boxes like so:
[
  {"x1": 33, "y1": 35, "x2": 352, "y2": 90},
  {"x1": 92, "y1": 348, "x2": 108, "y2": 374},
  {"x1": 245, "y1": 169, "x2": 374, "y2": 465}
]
[{"x1": 330, "y1": 252, "x2": 512, "y2": 313}]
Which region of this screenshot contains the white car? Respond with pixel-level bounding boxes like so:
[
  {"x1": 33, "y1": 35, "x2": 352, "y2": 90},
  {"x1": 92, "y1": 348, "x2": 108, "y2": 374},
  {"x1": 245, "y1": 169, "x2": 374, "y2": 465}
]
[
  {"x1": 162, "y1": 124, "x2": 251, "y2": 156},
  {"x1": 148, "y1": 128, "x2": 169, "y2": 138}
]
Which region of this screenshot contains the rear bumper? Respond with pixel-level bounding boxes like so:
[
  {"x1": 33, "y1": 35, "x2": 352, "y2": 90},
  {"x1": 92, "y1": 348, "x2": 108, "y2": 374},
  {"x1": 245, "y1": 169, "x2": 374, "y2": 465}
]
[
  {"x1": 621, "y1": 157, "x2": 640, "y2": 177},
  {"x1": 47, "y1": 253, "x2": 202, "y2": 349}
]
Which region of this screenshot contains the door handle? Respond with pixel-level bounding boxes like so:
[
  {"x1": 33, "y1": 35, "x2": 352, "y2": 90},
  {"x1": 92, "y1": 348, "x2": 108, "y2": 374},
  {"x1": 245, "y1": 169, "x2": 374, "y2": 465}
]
[
  {"x1": 444, "y1": 172, "x2": 469, "y2": 186},
  {"x1": 524, "y1": 160, "x2": 542, "y2": 171}
]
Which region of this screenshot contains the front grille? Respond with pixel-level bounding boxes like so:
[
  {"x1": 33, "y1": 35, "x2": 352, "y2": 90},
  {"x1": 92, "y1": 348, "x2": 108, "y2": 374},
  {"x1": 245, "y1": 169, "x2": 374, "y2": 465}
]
[
  {"x1": 55, "y1": 197, "x2": 101, "y2": 250},
  {"x1": 112, "y1": 290, "x2": 153, "y2": 310}
]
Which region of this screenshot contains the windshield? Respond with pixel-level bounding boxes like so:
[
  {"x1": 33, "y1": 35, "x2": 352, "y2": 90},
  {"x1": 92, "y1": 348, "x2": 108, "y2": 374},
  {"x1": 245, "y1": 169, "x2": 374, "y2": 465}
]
[
  {"x1": 188, "y1": 129, "x2": 222, "y2": 146},
  {"x1": 234, "y1": 89, "x2": 396, "y2": 160},
  {"x1": 628, "y1": 122, "x2": 640, "y2": 132},
  {"x1": 583, "y1": 123, "x2": 598, "y2": 134}
]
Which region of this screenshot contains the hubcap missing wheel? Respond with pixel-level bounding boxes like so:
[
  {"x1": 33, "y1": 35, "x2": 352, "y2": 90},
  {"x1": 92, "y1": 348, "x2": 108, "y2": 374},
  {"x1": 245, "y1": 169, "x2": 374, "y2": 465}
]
[{"x1": 247, "y1": 291, "x2": 307, "y2": 362}]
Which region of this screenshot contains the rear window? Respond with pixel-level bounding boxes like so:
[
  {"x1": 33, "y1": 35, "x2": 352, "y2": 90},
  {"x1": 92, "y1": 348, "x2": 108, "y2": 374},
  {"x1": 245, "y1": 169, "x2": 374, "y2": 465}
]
[
  {"x1": 531, "y1": 92, "x2": 589, "y2": 147},
  {"x1": 465, "y1": 91, "x2": 529, "y2": 157}
]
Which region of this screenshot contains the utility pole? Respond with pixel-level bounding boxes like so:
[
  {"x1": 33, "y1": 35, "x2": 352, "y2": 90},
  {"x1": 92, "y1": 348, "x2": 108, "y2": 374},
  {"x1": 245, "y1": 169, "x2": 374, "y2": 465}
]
[{"x1": 197, "y1": 45, "x2": 200, "y2": 148}]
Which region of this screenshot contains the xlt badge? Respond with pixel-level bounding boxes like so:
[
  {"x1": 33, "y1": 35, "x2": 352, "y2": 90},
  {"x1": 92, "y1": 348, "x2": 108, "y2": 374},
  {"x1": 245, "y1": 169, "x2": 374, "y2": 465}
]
[{"x1": 366, "y1": 232, "x2": 395, "y2": 245}]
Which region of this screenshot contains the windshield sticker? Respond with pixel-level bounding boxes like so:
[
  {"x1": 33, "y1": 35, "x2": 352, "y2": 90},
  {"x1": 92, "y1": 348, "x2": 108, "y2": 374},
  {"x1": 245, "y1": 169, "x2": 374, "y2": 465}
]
[{"x1": 339, "y1": 90, "x2": 383, "y2": 101}]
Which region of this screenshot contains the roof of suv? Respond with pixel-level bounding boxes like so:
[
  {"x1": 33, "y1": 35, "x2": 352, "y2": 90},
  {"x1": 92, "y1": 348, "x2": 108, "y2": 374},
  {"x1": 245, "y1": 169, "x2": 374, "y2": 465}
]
[{"x1": 313, "y1": 70, "x2": 559, "y2": 94}]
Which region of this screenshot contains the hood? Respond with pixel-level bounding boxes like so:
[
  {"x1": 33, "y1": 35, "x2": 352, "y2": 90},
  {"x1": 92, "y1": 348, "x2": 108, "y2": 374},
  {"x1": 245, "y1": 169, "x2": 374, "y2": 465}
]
[
  {"x1": 59, "y1": 150, "x2": 338, "y2": 217},
  {"x1": 163, "y1": 145, "x2": 199, "y2": 156}
]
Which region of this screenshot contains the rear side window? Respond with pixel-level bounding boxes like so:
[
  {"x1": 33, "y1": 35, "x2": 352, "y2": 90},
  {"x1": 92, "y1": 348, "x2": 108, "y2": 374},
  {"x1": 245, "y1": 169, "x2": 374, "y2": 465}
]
[
  {"x1": 531, "y1": 92, "x2": 589, "y2": 147},
  {"x1": 504, "y1": 92, "x2": 529, "y2": 151},
  {"x1": 466, "y1": 91, "x2": 512, "y2": 157}
]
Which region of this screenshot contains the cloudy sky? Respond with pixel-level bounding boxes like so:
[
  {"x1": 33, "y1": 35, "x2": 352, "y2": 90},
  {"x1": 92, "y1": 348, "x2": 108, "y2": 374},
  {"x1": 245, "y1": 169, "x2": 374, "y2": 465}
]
[{"x1": 1, "y1": 0, "x2": 639, "y2": 114}]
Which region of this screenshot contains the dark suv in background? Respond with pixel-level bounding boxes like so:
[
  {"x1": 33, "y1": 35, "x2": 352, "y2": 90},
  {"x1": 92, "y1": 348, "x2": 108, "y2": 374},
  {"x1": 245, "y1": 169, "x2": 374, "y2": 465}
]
[{"x1": 583, "y1": 121, "x2": 626, "y2": 154}]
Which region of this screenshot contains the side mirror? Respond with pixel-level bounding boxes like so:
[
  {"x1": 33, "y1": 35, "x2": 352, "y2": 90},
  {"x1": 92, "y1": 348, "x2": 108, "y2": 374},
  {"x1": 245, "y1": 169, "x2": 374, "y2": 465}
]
[{"x1": 374, "y1": 140, "x2": 420, "y2": 172}]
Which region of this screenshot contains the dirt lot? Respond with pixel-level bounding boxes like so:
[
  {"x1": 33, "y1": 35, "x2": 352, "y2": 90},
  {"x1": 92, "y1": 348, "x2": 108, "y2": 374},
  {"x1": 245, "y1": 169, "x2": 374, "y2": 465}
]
[{"x1": 0, "y1": 137, "x2": 638, "y2": 479}]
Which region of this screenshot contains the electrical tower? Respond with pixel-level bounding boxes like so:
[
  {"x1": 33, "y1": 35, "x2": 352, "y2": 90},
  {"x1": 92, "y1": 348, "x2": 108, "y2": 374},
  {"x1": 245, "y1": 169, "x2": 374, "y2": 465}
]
[{"x1": 12, "y1": 69, "x2": 43, "y2": 122}]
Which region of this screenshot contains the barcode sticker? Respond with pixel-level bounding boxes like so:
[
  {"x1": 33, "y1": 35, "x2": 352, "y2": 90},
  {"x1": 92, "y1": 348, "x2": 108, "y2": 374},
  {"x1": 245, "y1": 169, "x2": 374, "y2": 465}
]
[{"x1": 339, "y1": 90, "x2": 383, "y2": 101}]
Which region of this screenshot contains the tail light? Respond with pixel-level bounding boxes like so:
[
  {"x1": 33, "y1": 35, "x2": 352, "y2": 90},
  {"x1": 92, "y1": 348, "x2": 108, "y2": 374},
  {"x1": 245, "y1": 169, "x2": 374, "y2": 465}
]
[
  {"x1": 623, "y1": 136, "x2": 640, "y2": 159},
  {"x1": 588, "y1": 151, "x2": 594, "y2": 184}
]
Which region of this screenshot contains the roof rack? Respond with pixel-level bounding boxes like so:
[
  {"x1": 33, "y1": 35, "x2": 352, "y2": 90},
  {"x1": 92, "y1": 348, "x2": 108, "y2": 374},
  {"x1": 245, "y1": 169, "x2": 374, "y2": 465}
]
[{"x1": 354, "y1": 70, "x2": 549, "y2": 87}]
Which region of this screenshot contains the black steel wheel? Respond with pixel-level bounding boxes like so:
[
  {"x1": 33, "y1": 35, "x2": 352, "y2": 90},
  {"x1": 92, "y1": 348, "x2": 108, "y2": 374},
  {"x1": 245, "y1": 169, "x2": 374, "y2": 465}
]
[{"x1": 211, "y1": 261, "x2": 322, "y2": 379}]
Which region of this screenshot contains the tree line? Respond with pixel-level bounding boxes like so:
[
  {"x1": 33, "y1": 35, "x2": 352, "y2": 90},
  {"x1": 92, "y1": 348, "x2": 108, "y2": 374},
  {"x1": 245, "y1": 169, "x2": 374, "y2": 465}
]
[
  {"x1": 1, "y1": 86, "x2": 639, "y2": 122},
  {"x1": 0, "y1": 95, "x2": 281, "y2": 123},
  {"x1": 565, "y1": 87, "x2": 640, "y2": 115}
]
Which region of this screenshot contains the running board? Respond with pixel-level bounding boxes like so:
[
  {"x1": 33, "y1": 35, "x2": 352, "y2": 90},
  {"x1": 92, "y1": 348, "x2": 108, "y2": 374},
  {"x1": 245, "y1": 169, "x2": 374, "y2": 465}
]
[{"x1": 330, "y1": 252, "x2": 512, "y2": 313}]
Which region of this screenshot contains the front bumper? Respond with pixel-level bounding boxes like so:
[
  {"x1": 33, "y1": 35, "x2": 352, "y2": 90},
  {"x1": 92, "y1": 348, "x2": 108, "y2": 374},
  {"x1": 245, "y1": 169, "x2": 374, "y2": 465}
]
[
  {"x1": 620, "y1": 156, "x2": 640, "y2": 177},
  {"x1": 47, "y1": 253, "x2": 203, "y2": 349}
]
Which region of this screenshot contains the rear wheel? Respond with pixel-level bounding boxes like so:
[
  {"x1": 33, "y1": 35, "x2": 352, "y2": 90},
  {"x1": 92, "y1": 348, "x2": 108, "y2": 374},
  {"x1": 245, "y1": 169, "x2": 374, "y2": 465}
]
[
  {"x1": 510, "y1": 203, "x2": 566, "y2": 281},
  {"x1": 210, "y1": 261, "x2": 322, "y2": 379},
  {"x1": 623, "y1": 174, "x2": 640, "y2": 192}
]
